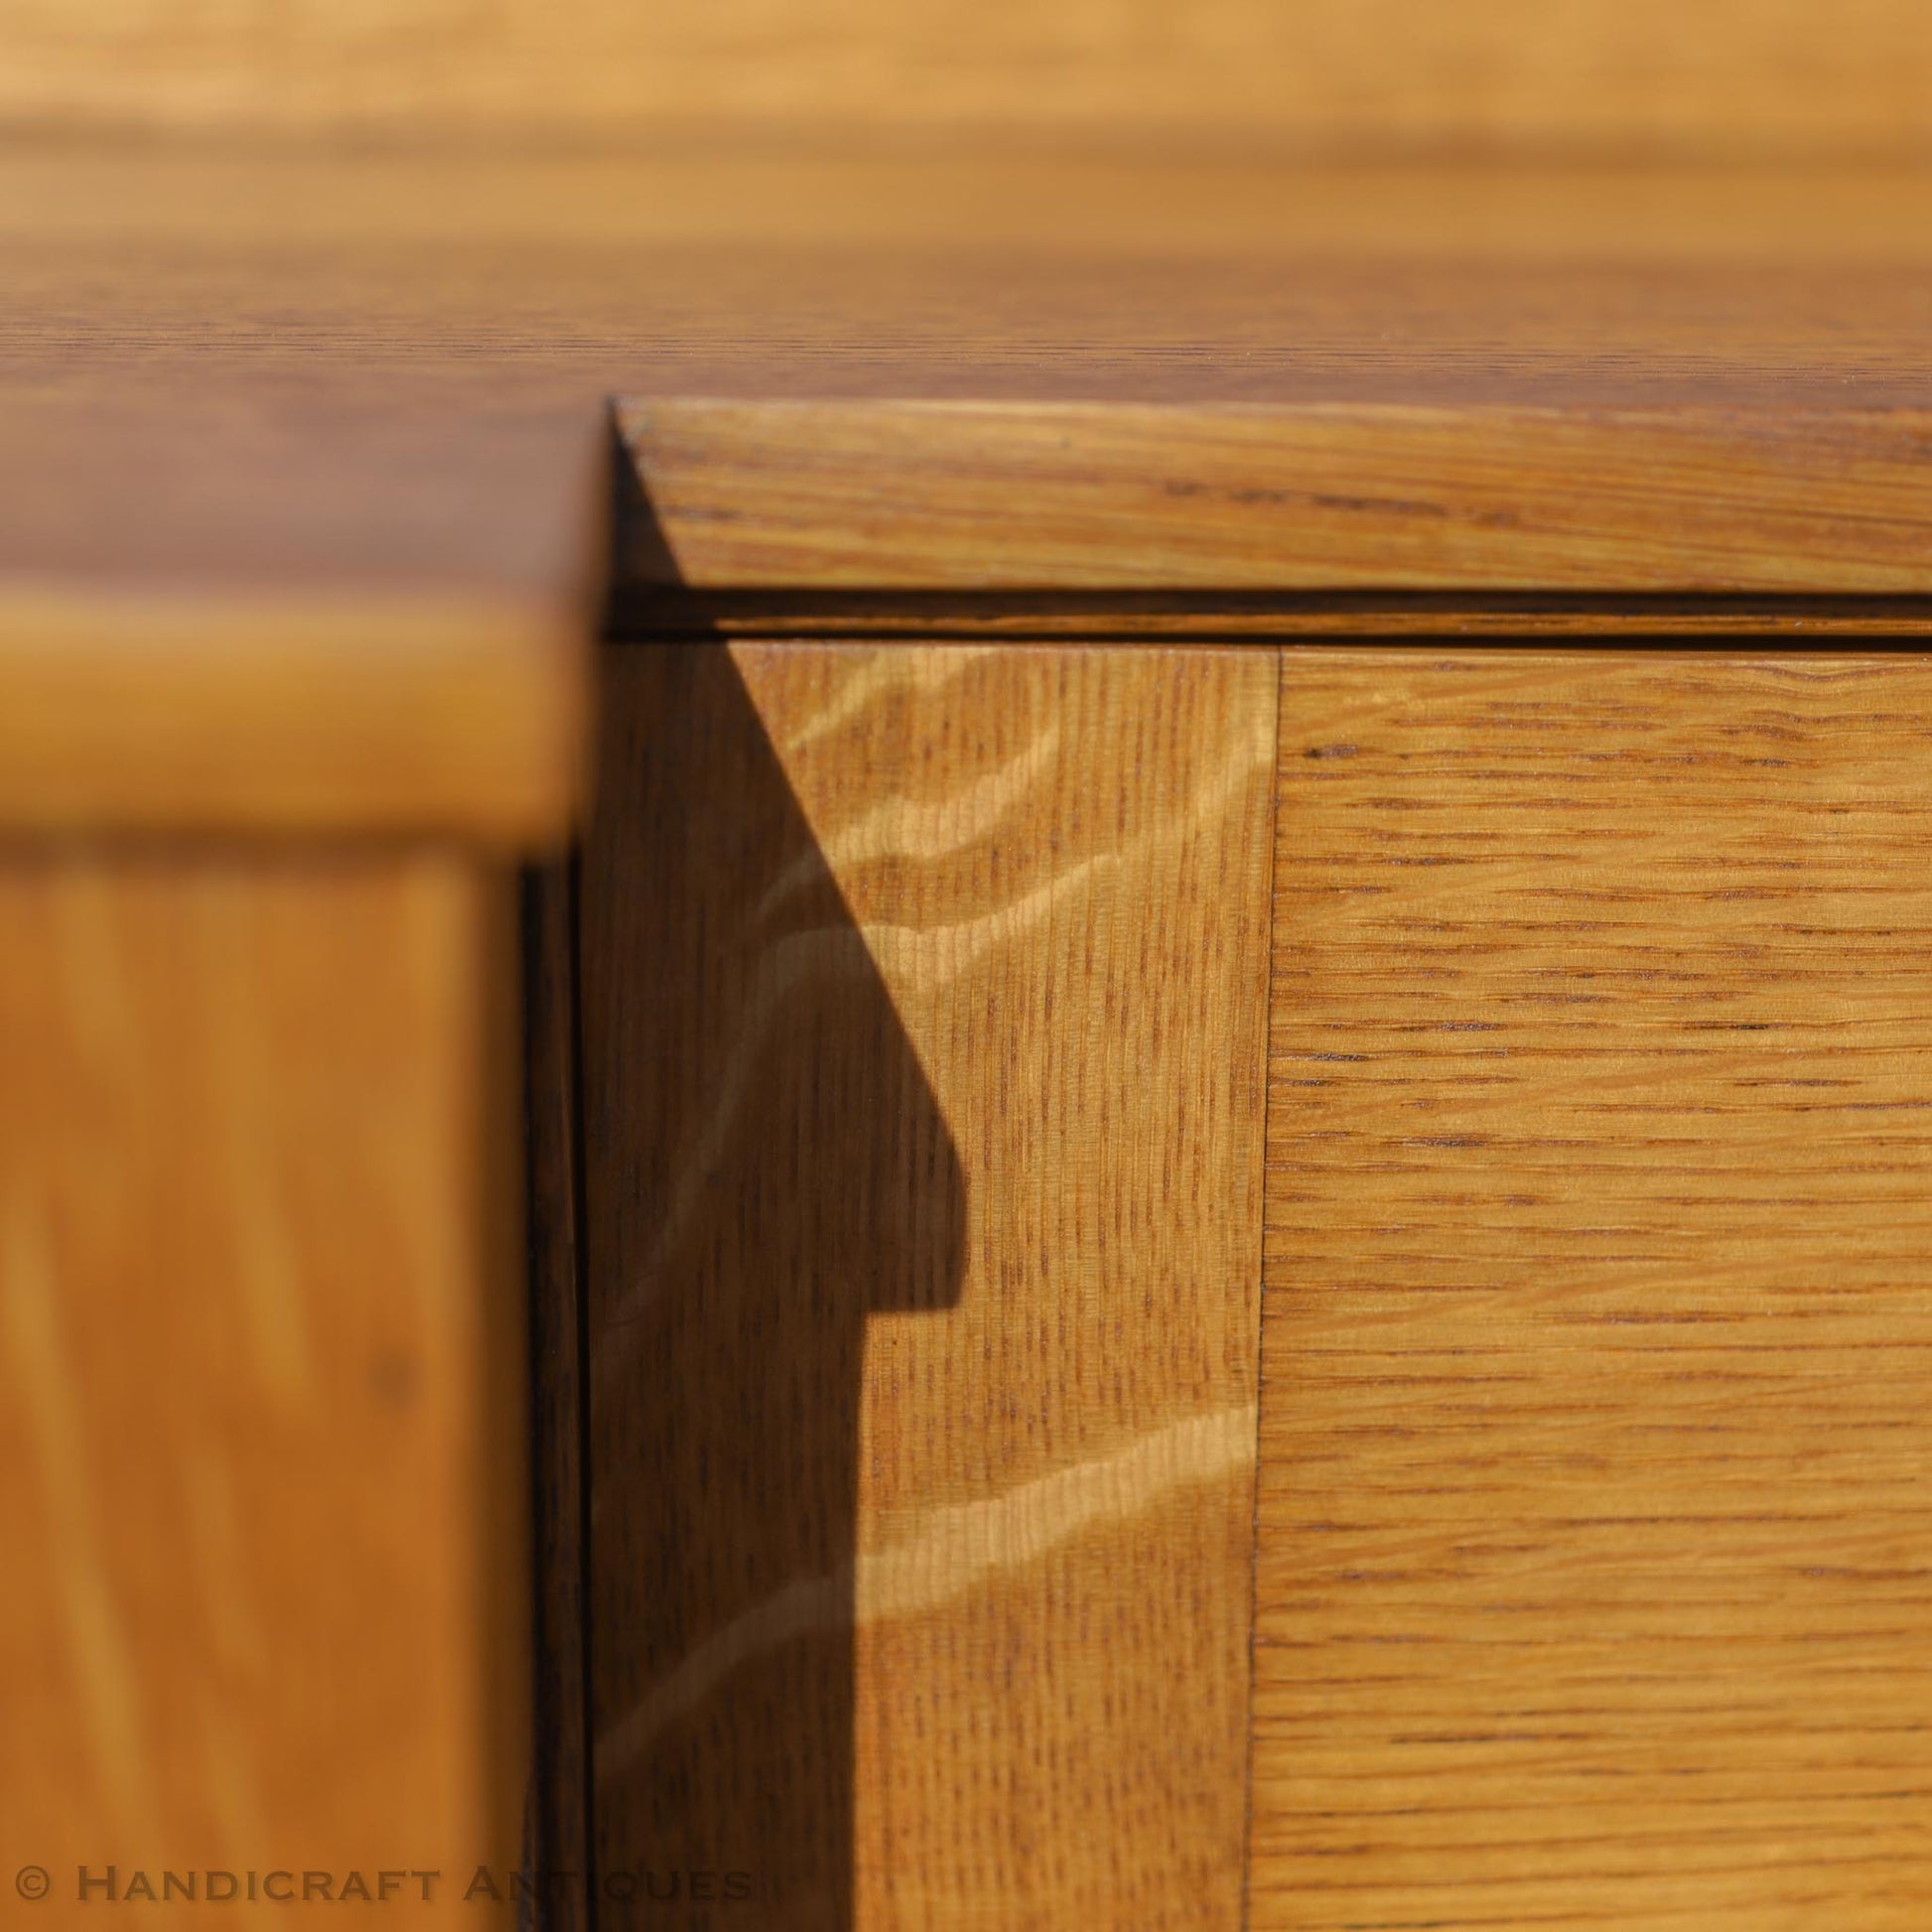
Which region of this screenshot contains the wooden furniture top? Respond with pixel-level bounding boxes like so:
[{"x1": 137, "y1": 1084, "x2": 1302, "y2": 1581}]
[
  {"x1": 9, "y1": 144, "x2": 1932, "y2": 832},
  {"x1": 15, "y1": 0, "x2": 1932, "y2": 160}
]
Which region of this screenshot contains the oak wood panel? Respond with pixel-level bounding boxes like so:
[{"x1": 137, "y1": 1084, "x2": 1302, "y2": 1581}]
[
  {"x1": 579, "y1": 641, "x2": 1275, "y2": 1925},
  {"x1": 0, "y1": 854, "x2": 526, "y2": 1921},
  {"x1": 1254, "y1": 648, "x2": 1932, "y2": 1929},
  {"x1": 618, "y1": 399, "x2": 1932, "y2": 595},
  {"x1": 11, "y1": 0, "x2": 1932, "y2": 159}
]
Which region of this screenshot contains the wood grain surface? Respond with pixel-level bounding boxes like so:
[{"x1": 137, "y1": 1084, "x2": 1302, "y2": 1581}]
[
  {"x1": 578, "y1": 641, "x2": 1275, "y2": 1925},
  {"x1": 9, "y1": 147, "x2": 1932, "y2": 638},
  {"x1": 11, "y1": 0, "x2": 1932, "y2": 159},
  {"x1": 0, "y1": 853, "x2": 527, "y2": 1921},
  {"x1": 618, "y1": 399, "x2": 1932, "y2": 595},
  {"x1": 6, "y1": 145, "x2": 1932, "y2": 831},
  {"x1": 1254, "y1": 648, "x2": 1932, "y2": 1929}
]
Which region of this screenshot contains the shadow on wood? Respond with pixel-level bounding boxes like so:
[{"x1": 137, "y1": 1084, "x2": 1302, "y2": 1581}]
[{"x1": 578, "y1": 636, "x2": 967, "y2": 1926}]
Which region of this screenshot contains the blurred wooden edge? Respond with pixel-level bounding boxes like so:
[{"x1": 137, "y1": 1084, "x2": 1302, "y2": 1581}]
[
  {"x1": 617, "y1": 399, "x2": 1932, "y2": 596},
  {"x1": 16, "y1": 0, "x2": 1932, "y2": 162},
  {"x1": 0, "y1": 584, "x2": 591, "y2": 845}
]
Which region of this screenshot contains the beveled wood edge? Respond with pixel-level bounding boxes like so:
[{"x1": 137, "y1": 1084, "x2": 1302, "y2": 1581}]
[
  {"x1": 615, "y1": 397, "x2": 1932, "y2": 599},
  {"x1": 0, "y1": 579, "x2": 592, "y2": 843},
  {"x1": 0, "y1": 403, "x2": 609, "y2": 845}
]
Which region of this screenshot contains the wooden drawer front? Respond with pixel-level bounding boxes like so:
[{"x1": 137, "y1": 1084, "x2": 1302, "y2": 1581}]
[
  {"x1": 1255, "y1": 649, "x2": 1932, "y2": 1929},
  {"x1": 579, "y1": 642, "x2": 1275, "y2": 1926}
]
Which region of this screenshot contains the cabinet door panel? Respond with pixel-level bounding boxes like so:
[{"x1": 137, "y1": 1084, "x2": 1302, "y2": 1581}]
[{"x1": 1255, "y1": 648, "x2": 1932, "y2": 1929}]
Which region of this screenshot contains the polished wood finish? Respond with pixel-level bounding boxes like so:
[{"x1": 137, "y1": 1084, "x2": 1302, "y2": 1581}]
[
  {"x1": 13, "y1": 84, "x2": 1932, "y2": 1927},
  {"x1": 1254, "y1": 648, "x2": 1932, "y2": 1929},
  {"x1": 579, "y1": 640, "x2": 1275, "y2": 1925},
  {"x1": 0, "y1": 587, "x2": 589, "y2": 841},
  {"x1": 11, "y1": 0, "x2": 1932, "y2": 158},
  {"x1": 0, "y1": 853, "x2": 526, "y2": 1919},
  {"x1": 6, "y1": 145, "x2": 1932, "y2": 835},
  {"x1": 619, "y1": 398, "x2": 1932, "y2": 594}
]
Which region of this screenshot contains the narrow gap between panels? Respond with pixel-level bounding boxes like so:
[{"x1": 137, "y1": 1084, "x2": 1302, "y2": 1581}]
[
  {"x1": 599, "y1": 589, "x2": 1932, "y2": 646},
  {"x1": 1237, "y1": 645, "x2": 1287, "y2": 1932}
]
